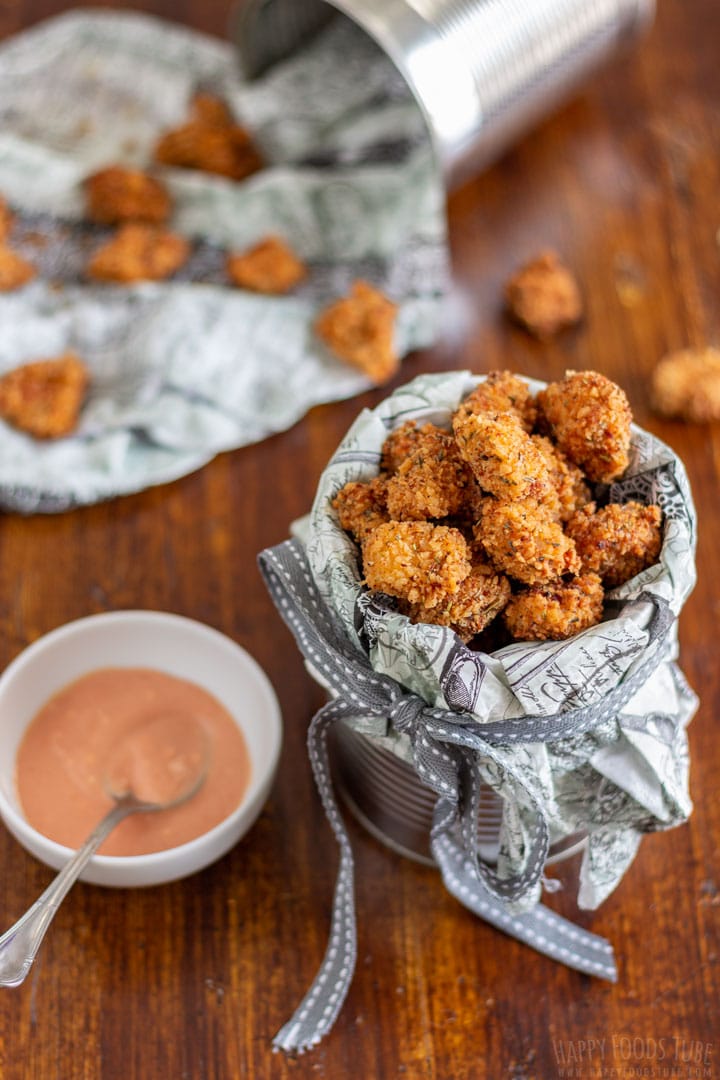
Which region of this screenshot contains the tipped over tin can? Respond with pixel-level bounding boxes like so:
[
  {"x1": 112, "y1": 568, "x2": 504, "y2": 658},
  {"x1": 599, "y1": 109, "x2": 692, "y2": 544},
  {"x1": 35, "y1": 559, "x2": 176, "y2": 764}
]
[{"x1": 233, "y1": 0, "x2": 655, "y2": 189}]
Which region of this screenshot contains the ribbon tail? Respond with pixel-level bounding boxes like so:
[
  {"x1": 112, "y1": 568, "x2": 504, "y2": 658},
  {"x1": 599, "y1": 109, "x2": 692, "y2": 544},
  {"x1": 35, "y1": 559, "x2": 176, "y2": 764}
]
[
  {"x1": 432, "y1": 831, "x2": 617, "y2": 982},
  {"x1": 273, "y1": 701, "x2": 357, "y2": 1053}
]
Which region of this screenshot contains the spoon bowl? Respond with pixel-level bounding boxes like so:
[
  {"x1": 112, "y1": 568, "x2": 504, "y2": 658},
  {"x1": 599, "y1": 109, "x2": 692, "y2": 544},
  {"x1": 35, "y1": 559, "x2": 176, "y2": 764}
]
[
  {"x1": 0, "y1": 611, "x2": 282, "y2": 887},
  {"x1": 0, "y1": 727, "x2": 210, "y2": 988}
]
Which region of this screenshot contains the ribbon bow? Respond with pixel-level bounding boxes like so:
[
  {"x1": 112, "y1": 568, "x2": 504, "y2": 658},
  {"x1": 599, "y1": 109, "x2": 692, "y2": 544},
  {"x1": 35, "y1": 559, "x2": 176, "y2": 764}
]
[{"x1": 259, "y1": 539, "x2": 672, "y2": 1053}]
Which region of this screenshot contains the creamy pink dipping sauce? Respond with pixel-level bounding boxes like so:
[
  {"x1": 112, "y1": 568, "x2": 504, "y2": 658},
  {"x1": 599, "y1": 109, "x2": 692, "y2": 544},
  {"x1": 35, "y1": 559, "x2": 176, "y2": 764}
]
[{"x1": 15, "y1": 668, "x2": 251, "y2": 856}]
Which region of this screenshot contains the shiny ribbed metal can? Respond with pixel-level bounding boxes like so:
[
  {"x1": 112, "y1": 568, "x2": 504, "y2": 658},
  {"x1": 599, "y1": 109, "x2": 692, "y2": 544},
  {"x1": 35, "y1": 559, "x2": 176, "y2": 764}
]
[
  {"x1": 233, "y1": 0, "x2": 655, "y2": 189},
  {"x1": 330, "y1": 721, "x2": 587, "y2": 868}
]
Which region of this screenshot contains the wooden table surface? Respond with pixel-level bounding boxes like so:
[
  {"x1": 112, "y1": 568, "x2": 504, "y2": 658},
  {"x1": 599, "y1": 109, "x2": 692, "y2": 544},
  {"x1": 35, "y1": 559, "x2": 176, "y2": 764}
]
[{"x1": 0, "y1": 1, "x2": 718, "y2": 1077}]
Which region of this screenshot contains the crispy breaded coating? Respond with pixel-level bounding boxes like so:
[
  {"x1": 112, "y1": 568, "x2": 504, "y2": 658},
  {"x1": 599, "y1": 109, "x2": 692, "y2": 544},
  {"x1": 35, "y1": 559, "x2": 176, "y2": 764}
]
[
  {"x1": 536, "y1": 370, "x2": 632, "y2": 483},
  {"x1": 0, "y1": 197, "x2": 12, "y2": 242},
  {"x1": 380, "y1": 420, "x2": 425, "y2": 474},
  {"x1": 503, "y1": 573, "x2": 604, "y2": 641},
  {"x1": 565, "y1": 501, "x2": 662, "y2": 588},
  {"x1": 402, "y1": 560, "x2": 511, "y2": 642},
  {"x1": 87, "y1": 224, "x2": 189, "y2": 283},
  {"x1": 332, "y1": 476, "x2": 389, "y2": 542},
  {"x1": 0, "y1": 245, "x2": 35, "y2": 291},
  {"x1": 477, "y1": 498, "x2": 581, "y2": 585},
  {"x1": 504, "y1": 250, "x2": 583, "y2": 338},
  {"x1": 385, "y1": 426, "x2": 473, "y2": 521},
  {"x1": 453, "y1": 409, "x2": 555, "y2": 503},
  {"x1": 154, "y1": 93, "x2": 263, "y2": 181},
  {"x1": 226, "y1": 235, "x2": 306, "y2": 295},
  {"x1": 532, "y1": 435, "x2": 591, "y2": 522},
  {"x1": 0, "y1": 351, "x2": 88, "y2": 439},
  {"x1": 454, "y1": 371, "x2": 537, "y2": 432},
  {"x1": 362, "y1": 521, "x2": 471, "y2": 609},
  {"x1": 315, "y1": 280, "x2": 399, "y2": 385},
  {"x1": 650, "y1": 347, "x2": 720, "y2": 422},
  {"x1": 84, "y1": 165, "x2": 171, "y2": 225},
  {"x1": 189, "y1": 93, "x2": 234, "y2": 128}
]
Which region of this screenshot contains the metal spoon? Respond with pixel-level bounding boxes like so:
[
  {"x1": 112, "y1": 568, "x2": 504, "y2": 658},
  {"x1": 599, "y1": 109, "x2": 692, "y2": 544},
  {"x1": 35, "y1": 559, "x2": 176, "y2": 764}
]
[{"x1": 0, "y1": 711, "x2": 209, "y2": 987}]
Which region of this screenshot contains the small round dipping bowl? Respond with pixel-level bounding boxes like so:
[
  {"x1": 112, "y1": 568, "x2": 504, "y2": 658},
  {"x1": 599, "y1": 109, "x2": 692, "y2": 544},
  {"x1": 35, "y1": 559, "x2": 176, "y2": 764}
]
[{"x1": 0, "y1": 611, "x2": 282, "y2": 887}]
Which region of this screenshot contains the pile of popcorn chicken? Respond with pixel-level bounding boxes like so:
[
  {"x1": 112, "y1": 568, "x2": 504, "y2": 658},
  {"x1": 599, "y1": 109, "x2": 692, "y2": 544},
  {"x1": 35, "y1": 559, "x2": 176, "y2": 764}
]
[{"x1": 333, "y1": 370, "x2": 663, "y2": 643}]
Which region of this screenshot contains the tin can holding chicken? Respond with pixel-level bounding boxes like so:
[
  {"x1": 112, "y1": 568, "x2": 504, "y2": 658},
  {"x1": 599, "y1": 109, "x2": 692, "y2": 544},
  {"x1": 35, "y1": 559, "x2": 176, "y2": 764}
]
[{"x1": 259, "y1": 367, "x2": 697, "y2": 1051}]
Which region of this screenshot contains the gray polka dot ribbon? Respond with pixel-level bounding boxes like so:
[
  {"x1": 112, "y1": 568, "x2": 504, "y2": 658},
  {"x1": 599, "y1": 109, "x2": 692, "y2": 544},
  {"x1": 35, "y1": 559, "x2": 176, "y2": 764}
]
[{"x1": 258, "y1": 539, "x2": 673, "y2": 1054}]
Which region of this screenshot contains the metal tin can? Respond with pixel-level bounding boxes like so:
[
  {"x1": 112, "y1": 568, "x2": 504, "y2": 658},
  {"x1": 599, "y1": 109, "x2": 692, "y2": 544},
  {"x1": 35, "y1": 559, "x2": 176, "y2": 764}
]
[
  {"x1": 330, "y1": 721, "x2": 587, "y2": 868},
  {"x1": 233, "y1": 0, "x2": 655, "y2": 189}
]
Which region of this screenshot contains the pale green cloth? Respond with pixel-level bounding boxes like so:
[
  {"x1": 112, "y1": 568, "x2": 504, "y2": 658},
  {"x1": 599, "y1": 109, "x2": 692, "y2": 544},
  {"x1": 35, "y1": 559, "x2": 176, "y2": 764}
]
[{"x1": 0, "y1": 11, "x2": 446, "y2": 511}]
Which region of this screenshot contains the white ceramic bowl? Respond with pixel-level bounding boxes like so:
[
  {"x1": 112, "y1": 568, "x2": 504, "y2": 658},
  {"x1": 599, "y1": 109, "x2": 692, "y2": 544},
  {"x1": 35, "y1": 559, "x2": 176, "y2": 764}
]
[{"x1": 0, "y1": 611, "x2": 282, "y2": 887}]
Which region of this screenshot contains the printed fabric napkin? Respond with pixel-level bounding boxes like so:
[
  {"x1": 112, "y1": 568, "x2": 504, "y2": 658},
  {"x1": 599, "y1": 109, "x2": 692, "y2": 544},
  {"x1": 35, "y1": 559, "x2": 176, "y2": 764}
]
[{"x1": 0, "y1": 10, "x2": 447, "y2": 511}]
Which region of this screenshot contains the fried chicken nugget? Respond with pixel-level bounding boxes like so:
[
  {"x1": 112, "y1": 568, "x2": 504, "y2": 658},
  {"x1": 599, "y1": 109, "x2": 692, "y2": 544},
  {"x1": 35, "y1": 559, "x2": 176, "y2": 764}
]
[
  {"x1": 380, "y1": 420, "x2": 425, "y2": 474},
  {"x1": 332, "y1": 476, "x2": 389, "y2": 542},
  {"x1": 566, "y1": 501, "x2": 662, "y2": 588},
  {"x1": 87, "y1": 224, "x2": 189, "y2": 283},
  {"x1": 84, "y1": 165, "x2": 172, "y2": 225},
  {"x1": 0, "y1": 245, "x2": 35, "y2": 291},
  {"x1": 503, "y1": 573, "x2": 604, "y2": 641},
  {"x1": 650, "y1": 347, "x2": 720, "y2": 422},
  {"x1": 536, "y1": 370, "x2": 632, "y2": 483},
  {"x1": 362, "y1": 521, "x2": 471, "y2": 609},
  {"x1": 453, "y1": 409, "x2": 555, "y2": 503},
  {"x1": 226, "y1": 235, "x2": 306, "y2": 295},
  {"x1": 402, "y1": 559, "x2": 511, "y2": 642},
  {"x1": 315, "y1": 280, "x2": 399, "y2": 385},
  {"x1": 454, "y1": 371, "x2": 537, "y2": 432},
  {"x1": 531, "y1": 435, "x2": 592, "y2": 523},
  {"x1": 0, "y1": 197, "x2": 13, "y2": 242},
  {"x1": 154, "y1": 93, "x2": 263, "y2": 182},
  {"x1": 477, "y1": 498, "x2": 580, "y2": 585},
  {"x1": 385, "y1": 426, "x2": 474, "y2": 521},
  {"x1": 504, "y1": 250, "x2": 583, "y2": 338},
  {"x1": 0, "y1": 351, "x2": 88, "y2": 439}
]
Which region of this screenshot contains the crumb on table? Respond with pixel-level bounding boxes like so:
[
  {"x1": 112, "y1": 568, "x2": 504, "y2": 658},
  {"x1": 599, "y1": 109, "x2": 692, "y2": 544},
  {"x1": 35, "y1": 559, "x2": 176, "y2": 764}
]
[
  {"x1": 504, "y1": 250, "x2": 583, "y2": 338},
  {"x1": 651, "y1": 347, "x2": 720, "y2": 422},
  {"x1": 0, "y1": 351, "x2": 89, "y2": 439}
]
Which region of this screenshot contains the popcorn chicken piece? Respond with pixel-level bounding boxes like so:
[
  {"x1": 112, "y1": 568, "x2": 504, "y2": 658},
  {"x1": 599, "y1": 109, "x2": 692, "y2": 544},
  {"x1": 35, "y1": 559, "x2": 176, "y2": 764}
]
[
  {"x1": 453, "y1": 409, "x2": 555, "y2": 503},
  {"x1": 385, "y1": 426, "x2": 474, "y2": 521},
  {"x1": 402, "y1": 559, "x2": 511, "y2": 641},
  {"x1": 454, "y1": 371, "x2": 537, "y2": 432},
  {"x1": 651, "y1": 347, "x2": 720, "y2": 422},
  {"x1": 381, "y1": 421, "x2": 434, "y2": 474},
  {"x1": 503, "y1": 573, "x2": 604, "y2": 641},
  {"x1": 84, "y1": 165, "x2": 171, "y2": 225},
  {"x1": 362, "y1": 521, "x2": 471, "y2": 609},
  {"x1": 0, "y1": 197, "x2": 13, "y2": 243},
  {"x1": 536, "y1": 370, "x2": 632, "y2": 483},
  {"x1": 189, "y1": 93, "x2": 234, "y2": 128},
  {"x1": 476, "y1": 497, "x2": 580, "y2": 585},
  {"x1": 226, "y1": 236, "x2": 306, "y2": 295},
  {"x1": 154, "y1": 93, "x2": 263, "y2": 182},
  {"x1": 531, "y1": 435, "x2": 592, "y2": 523},
  {"x1": 315, "y1": 280, "x2": 399, "y2": 385},
  {"x1": 565, "y1": 501, "x2": 663, "y2": 588},
  {"x1": 0, "y1": 351, "x2": 89, "y2": 439},
  {"x1": 332, "y1": 476, "x2": 389, "y2": 542},
  {"x1": 0, "y1": 245, "x2": 35, "y2": 291},
  {"x1": 504, "y1": 250, "x2": 583, "y2": 338},
  {"x1": 87, "y1": 224, "x2": 189, "y2": 283}
]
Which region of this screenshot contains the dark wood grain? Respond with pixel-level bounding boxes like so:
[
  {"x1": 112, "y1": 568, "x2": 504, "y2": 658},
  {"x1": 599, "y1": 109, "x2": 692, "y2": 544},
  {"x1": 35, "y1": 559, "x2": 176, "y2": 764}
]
[{"x1": 0, "y1": 2, "x2": 718, "y2": 1077}]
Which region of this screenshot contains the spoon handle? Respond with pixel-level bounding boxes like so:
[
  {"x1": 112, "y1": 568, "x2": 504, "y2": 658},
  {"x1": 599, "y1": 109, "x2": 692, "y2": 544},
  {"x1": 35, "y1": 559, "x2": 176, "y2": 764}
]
[{"x1": 0, "y1": 797, "x2": 141, "y2": 987}]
